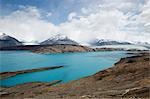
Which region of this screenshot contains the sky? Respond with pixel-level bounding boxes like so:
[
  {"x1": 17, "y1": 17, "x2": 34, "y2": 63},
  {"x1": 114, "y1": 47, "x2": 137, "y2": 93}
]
[{"x1": 0, "y1": 0, "x2": 150, "y2": 44}]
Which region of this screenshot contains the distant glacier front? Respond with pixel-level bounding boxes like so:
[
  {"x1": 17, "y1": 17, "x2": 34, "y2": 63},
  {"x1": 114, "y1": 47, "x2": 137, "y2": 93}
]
[{"x1": 90, "y1": 44, "x2": 150, "y2": 50}]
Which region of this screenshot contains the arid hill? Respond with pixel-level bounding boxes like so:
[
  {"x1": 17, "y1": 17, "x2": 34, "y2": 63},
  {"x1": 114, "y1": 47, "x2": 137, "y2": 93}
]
[{"x1": 32, "y1": 44, "x2": 95, "y2": 53}]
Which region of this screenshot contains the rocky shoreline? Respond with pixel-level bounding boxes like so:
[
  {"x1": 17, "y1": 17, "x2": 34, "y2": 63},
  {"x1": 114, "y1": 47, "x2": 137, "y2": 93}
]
[
  {"x1": 1, "y1": 44, "x2": 144, "y2": 53},
  {"x1": 0, "y1": 66, "x2": 63, "y2": 80},
  {"x1": 31, "y1": 44, "x2": 130, "y2": 54},
  {"x1": 32, "y1": 44, "x2": 148, "y2": 54},
  {"x1": 0, "y1": 52, "x2": 149, "y2": 98}
]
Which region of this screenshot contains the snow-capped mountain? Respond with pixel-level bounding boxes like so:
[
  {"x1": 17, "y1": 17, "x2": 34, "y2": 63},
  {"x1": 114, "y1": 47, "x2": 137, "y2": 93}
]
[
  {"x1": 40, "y1": 34, "x2": 79, "y2": 45},
  {"x1": 132, "y1": 41, "x2": 150, "y2": 45},
  {"x1": 132, "y1": 41, "x2": 150, "y2": 49},
  {"x1": 0, "y1": 33, "x2": 22, "y2": 48},
  {"x1": 90, "y1": 39, "x2": 132, "y2": 46}
]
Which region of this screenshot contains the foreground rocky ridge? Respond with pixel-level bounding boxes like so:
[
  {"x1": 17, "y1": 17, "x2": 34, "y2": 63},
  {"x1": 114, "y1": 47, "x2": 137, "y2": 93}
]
[{"x1": 0, "y1": 52, "x2": 149, "y2": 99}]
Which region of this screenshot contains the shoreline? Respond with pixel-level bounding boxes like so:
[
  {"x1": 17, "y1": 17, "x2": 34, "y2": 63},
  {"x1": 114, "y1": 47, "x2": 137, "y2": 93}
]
[
  {"x1": 0, "y1": 50, "x2": 131, "y2": 86},
  {"x1": 0, "y1": 66, "x2": 63, "y2": 80},
  {"x1": 1, "y1": 44, "x2": 148, "y2": 54},
  {"x1": 0, "y1": 52, "x2": 149, "y2": 98}
]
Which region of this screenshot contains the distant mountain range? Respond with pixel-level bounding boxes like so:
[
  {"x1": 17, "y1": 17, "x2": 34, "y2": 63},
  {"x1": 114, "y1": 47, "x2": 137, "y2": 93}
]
[
  {"x1": 40, "y1": 34, "x2": 79, "y2": 45},
  {"x1": 132, "y1": 41, "x2": 150, "y2": 45},
  {"x1": 0, "y1": 33, "x2": 22, "y2": 48},
  {"x1": 90, "y1": 39, "x2": 132, "y2": 46},
  {"x1": 132, "y1": 41, "x2": 150, "y2": 49},
  {"x1": 0, "y1": 33, "x2": 149, "y2": 49}
]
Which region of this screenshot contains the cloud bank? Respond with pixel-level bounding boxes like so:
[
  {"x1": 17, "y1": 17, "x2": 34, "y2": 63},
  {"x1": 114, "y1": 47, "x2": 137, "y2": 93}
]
[{"x1": 0, "y1": 0, "x2": 150, "y2": 44}]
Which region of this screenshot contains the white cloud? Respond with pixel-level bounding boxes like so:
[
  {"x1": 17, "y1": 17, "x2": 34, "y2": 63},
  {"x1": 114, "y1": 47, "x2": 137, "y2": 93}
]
[
  {"x1": 0, "y1": 0, "x2": 150, "y2": 44},
  {"x1": 139, "y1": 0, "x2": 150, "y2": 32},
  {"x1": 59, "y1": 9, "x2": 129, "y2": 43},
  {"x1": 0, "y1": 6, "x2": 58, "y2": 42},
  {"x1": 81, "y1": 8, "x2": 88, "y2": 14},
  {"x1": 68, "y1": 12, "x2": 77, "y2": 21}
]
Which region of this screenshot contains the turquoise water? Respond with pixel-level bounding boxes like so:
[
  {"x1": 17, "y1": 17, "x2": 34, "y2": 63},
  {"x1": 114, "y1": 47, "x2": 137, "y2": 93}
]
[{"x1": 0, "y1": 51, "x2": 129, "y2": 87}]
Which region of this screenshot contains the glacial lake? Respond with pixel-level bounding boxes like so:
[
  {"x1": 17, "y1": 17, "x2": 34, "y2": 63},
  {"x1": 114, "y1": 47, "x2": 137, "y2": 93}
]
[{"x1": 0, "y1": 51, "x2": 130, "y2": 87}]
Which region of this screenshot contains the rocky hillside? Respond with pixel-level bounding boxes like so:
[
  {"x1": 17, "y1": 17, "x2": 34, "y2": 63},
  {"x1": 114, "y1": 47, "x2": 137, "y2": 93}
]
[
  {"x1": 31, "y1": 44, "x2": 125, "y2": 54},
  {"x1": 0, "y1": 33, "x2": 22, "y2": 48},
  {"x1": 0, "y1": 52, "x2": 149, "y2": 99},
  {"x1": 32, "y1": 44, "x2": 95, "y2": 53}
]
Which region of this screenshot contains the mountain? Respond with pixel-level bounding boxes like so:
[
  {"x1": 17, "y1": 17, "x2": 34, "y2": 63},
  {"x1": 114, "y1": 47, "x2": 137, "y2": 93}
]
[
  {"x1": 90, "y1": 39, "x2": 132, "y2": 46},
  {"x1": 0, "y1": 33, "x2": 22, "y2": 48},
  {"x1": 40, "y1": 34, "x2": 79, "y2": 45},
  {"x1": 132, "y1": 41, "x2": 150, "y2": 49},
  {"x1": 132, "y1": 41, "x2": 150, "y2": 45}
]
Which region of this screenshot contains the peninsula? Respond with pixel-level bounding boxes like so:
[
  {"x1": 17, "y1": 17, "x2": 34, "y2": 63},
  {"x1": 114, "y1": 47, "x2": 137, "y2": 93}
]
[{"x1": 0, "y1": 66, "x2": 63, "y2": 80}]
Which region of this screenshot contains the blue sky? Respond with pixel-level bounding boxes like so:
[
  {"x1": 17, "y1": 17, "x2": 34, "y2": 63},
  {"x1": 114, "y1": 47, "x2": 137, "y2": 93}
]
[
  {"x1": 0, "y1": 0, "x2": 150, "y2": 43},
  {"x1": 1, "y1": 0, "x2": 83, "y2": 24}
]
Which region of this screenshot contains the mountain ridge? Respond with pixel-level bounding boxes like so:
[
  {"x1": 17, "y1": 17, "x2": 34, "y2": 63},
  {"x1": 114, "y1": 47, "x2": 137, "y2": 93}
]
[
  {"x1": 0, "y1": 33, "x2": 22, "y2": 48},
  {"x1": 40, "y1": 34, "x2": 79, "y2": 45},
  {"x1": 90, "y1": 39, "x2": 132, "y2": 46}
]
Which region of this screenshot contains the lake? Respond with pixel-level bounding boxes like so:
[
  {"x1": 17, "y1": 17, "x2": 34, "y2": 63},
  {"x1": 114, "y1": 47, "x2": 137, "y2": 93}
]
[{"x1": 0, "y1": 51, "x2": 130, "y2": 87}]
